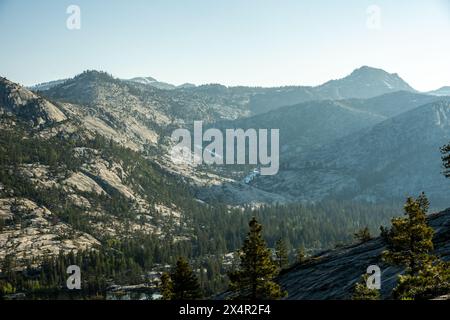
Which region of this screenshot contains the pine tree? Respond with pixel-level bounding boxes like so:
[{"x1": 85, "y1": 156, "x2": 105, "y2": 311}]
[
  {"x1": 382, "y1": 193, "x2": 434, "y2": 274},
  {"x1": 296, "y1": 246, "x2": 307, "y2": 264},
  {"x1": 393, "y1": 260, "x2": 450, "y2": 299},
  {"x1": 228, "y1": 217, "x2": 287, "y2": 300},
  {"x1": 160, "y1": 272, "x2": 174, "y2": 300},
  {"x1": 352, "y1": 274, "x2": 380, "y2": 300},
  {"x1": 275, "y1": 238, "x2": 289, "y2": 270},
  {"x1": 382, "y1": 193, "x2": 450, "y2": 299},
  {"x1": 354, "y1": 227, "x2": 372, "y2": 243},
  {"x1": 170, "y1": 257, "x2": 202, "y2": 300}
]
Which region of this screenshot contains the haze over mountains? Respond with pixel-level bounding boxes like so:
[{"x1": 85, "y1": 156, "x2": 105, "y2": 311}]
[
  {"x1": 2, "y1": 65, "x2": 450, "y2": 268},
  {"x1": 29, "y1": 66, "x2": 445, "y2": 107},
  {"x1": 7, "y1": 65, "x2": 450, "y2": 208},
  {"x1": 428, "y1": 86, "x2": 450, "y2": 97},
  {"x1": 252, "y1": 99, "x2": 450, "y2": 206},
  {"x1": 2, "y1": 64, "x2": 450, "y2": 301}
]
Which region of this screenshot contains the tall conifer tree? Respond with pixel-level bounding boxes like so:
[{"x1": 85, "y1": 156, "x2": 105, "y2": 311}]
[
  {"x1": 275, "y1": 238, "x2": 289, "y2": 270},
  {"x1": 170, "y1": 257, "x2": 202, "y2": 300},
  {"x1": 228, "y1": 217, "x2": 287, "y2": 300},
  {"x1": 160, "y1": 272, "x2": 174, "y2": 300},
  {"x1": 382, "y1": 193, "x2": 434, "y2": 274},
  {"x1": 383, "y1": 193, "x2": 450, "y2": 299}
]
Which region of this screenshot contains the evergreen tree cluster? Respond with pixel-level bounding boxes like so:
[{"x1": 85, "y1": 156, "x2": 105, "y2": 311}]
[
  {"x1": 160, "y1": 257, "x2": 202, "y2": 300},
  {"x1": 353, "y1": 193, "x2": 450, "y2": 300},
  {"x1": 382, "y1": 193, "x2": 450, "y2": 300},
  {"x1": 228, "y1": 218, "x2": 287, "y2": 300},
  {"x1": 2, "y1": 119, "x2": 450, "y2": 300}
]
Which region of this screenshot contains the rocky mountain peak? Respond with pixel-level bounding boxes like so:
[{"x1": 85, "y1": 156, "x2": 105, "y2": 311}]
[
  {"x1": 428, "y1": 86, "x2": 450, "y2": 96},
  {"x1": 350, "y1": 65, "x2": 392, "y2": 76},
  {"x1": 0, "y1": 77, "x2": 66, "y2": 125},
  {"x1": 72, "y1": 70, "x2": 117, "y2": 83},
  {"x1": 316, "y1": 66, "x2": 416, "y2": 99},
  {"x1": 128, "y1": 76, "x2": 158, "y2": 84}
]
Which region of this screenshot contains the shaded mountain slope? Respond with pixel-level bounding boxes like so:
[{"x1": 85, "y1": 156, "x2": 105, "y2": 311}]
[
  {"x1": 216, "y1": 99, "x2": 385, "y2": 156},
  {"x1": 346, "y1": 91, "x2": 440, "y2": 118},
  {"x1": 253, "y1": 99, "x2": 450, "y2": 206},
  {"x1": 278, "y1": 208, "x2": 450, "y2": 299},
  {"x1": 0, "y1": 77, "x2": 211, "y2": 266}
]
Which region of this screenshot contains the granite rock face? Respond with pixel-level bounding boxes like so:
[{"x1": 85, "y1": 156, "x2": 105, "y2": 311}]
[
  {"x1": 0, "y1": 77, "x2": 66, "y2": 126},
  {"x1": 0, "y1": 198, "x2": 100, "y2": 268},
  {"x1": 278, "y1": 208, "x2": 450, "y2": 299}
]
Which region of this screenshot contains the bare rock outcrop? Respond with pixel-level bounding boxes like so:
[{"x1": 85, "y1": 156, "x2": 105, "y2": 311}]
[
  {"x1": 0, "y1": 198, "x2": 100, "y2": 269},
  {"x1": 277, "y1": 208, "x2": 450, "y2": 299},
  {"x1": 0, "y1": 77, "x2": 66, "y2": 126}
]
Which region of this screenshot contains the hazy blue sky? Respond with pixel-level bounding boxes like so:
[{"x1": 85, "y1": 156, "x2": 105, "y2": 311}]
[{"x1": 0, "y1": 0, "x2": 449, "y2": 91}]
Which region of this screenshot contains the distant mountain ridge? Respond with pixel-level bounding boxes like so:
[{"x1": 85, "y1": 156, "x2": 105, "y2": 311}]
[
  {"x1": 12, "y1": 66, "x2": 450, "y2": 207},
  {"x1": 251, "y1": 99, "x2": 450, "y2": 206},
  {"x1": 247, "y1": 66, "x2": 417, "y2": 114},
  {"x1": 428, "y1": 86, "x2": 450, "y2": 96},
  {"x1": 29, "y1": 66, "x2": 420, "y2": 115},
  {"x1": 124, "y1": 76, "x2": 177, "y2": 90},
  {"x1": 3, "y1": 67, "x2": 450, "y2": 278},
  {"x1": 28, "y1": 79, "x2": 68, "y2": 91},
  {"x1": 315, "y1": 66, "x2": 415, "y2": 99},
  {"x1": 29, "y1": 74, "x2": 197, "y2": 92},
  {"x1": 213, "y1": 91, "x2": 441, "y2": 157}
]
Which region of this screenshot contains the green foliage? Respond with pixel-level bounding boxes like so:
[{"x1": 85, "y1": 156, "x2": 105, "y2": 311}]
[
  {"x1": 170, "y1": 257, "x2": 202, "y2": 300},
  {"x1": 0, "y1": 282, "x2": 16, "y2": 296},
  {"x1": 352, "y1": 274, "x2": 380, "y2": 300},
  {"x1": 0, "y1": 124, "x2": 82, "y2": 170},
  {"x1": 354, "y1": 227, "x2": 372, "y2": 243},
  {"x1": 190, "y1": 200, "x2": 400, "y2": 259},
  {"x1": 274, "y1": 238, "x2": 289, "y2": 270},
  {"x1": 160, "y1": 272, "x2": 174, "y2": 300},
  {"x1": 296, "y1": 246, "x2": 307, "y2": 264},
  {"x1": 383, "y1": 194, "x2": 450, "y2": 299},
  {"x1": 0, "y1": 115, "x2": 403, "y2": 299},
  {"x1": 228, "y1": 218, "x2": 287, "y2": 300},
  {"x1": 0, "y1": 249, "x2": 144, "y2": 299},
  {"x1": 382, "y1": 193, "x2": 434, "y2": 274},
  {"x1": 393, "y1": 260, "x2": 450, "y2": 300}
]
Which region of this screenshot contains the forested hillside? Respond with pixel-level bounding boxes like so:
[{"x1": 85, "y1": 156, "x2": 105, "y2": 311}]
[{"x1": 1, "y1": 67, "x2": 449, "y2": 299}]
